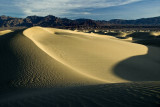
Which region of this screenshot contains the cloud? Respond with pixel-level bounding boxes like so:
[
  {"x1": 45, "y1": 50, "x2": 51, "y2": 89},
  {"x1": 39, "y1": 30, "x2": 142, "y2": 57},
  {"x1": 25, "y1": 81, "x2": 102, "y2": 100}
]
[
  {"x1": 14, "y1": 0, "x2": 141, "y2": 17},
  {"x1": 0, "y1": 0, "x2": 25, "y2": 17}
]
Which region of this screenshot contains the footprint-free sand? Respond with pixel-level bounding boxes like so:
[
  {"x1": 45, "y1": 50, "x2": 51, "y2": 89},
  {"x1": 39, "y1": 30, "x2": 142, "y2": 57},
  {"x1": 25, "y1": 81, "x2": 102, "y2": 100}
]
[{"x1": 0, "y1": 27, "x2": 160, "y2": 106}]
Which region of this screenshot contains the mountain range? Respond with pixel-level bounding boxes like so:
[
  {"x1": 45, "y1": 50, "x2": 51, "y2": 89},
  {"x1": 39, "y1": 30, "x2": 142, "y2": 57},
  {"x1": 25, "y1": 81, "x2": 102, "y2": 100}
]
[{"x1": 0, "y1": 15, "x2": 160, "y2": 29}]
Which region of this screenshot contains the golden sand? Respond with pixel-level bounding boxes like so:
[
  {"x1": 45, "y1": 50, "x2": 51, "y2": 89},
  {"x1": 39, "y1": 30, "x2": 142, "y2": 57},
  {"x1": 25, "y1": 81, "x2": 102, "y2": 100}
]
[
  {"x1": 24, "y1": 27, "x2": 149, "y2": 83},
  {"x1": 0, "y1": 30, "x2": 12, "y2": 35}
]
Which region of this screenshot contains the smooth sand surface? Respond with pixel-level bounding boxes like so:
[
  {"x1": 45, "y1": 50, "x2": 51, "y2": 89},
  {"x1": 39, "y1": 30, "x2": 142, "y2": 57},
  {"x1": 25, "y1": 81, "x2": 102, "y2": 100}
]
[{"x1": 0, "y1": 27, "x2": 160, "y2": 106}]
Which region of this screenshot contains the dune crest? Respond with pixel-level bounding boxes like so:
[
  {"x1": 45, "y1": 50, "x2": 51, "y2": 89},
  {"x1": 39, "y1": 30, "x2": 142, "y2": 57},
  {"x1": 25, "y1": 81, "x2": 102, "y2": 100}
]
[{"x1": 24, "y1": 27, "x2": 148, "y2": 83}]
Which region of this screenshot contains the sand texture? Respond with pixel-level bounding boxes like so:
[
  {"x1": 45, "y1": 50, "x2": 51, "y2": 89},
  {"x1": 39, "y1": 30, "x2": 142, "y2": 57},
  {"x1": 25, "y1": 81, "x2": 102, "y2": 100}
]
[
  {"x1": 0, "y1": 27, "x2": 160, "y2": 106},
  {"x1": 0, "y1": 82, "x2": 160, "y2": 107}
]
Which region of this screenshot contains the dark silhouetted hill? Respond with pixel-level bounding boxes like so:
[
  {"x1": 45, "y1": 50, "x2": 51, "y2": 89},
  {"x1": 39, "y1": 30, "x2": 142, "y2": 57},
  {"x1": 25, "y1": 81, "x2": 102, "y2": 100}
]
[{"x1": 0, "y1": 15, "x2": 160, "y2": 29}]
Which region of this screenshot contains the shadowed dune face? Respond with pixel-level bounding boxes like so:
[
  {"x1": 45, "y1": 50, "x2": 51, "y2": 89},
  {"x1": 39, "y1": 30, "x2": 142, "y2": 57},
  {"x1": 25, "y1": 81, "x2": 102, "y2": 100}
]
[
  {"x1": 127, "y1": 32, "x2": 156, "y2": 40},
  {"x1": 113, "y1": 46, "x2": 160, "y2": 81},
  {"x1": 134, "y1": 38, "x2": 160, "y2": 47},
  {"x1": 0, "y1": 82, "x2": 160, "y2": 107},
  {"x1": 0, "y1": 31, "x2": 20, "y2": 87}
]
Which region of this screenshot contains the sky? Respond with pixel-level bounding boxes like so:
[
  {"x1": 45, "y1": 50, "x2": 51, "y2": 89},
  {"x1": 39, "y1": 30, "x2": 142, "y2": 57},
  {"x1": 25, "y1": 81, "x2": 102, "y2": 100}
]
[{"x1": 0, "y1": 0, "x2": 160, "y2": 20}]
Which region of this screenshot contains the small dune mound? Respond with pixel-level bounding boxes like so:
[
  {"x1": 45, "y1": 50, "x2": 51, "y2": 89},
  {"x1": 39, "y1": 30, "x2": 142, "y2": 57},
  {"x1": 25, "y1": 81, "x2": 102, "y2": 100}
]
[
  {"x1": 127, "y1": 32, "x2": 156, "y2": 40},
  {"x1": 103, "y1": 31, "x2": 133, "y2": 39},
  {"x1": 150, "y1": 31, "x2": 160, "y2": 37},
  {"x1": 134, "y1": 38, "x2": 160, "y2": 47},
  {"x1": 0, "y1": 30, "x2": 12, "y2": 35}
]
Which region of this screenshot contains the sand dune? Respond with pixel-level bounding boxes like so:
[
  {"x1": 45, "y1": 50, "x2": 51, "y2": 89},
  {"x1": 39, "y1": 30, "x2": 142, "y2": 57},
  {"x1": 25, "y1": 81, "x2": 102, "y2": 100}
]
[
  {"x1": 0, "y1": 30, "x2": 12, "y2": 36},
  {"x1": 151, "y1": 32, "x2": 160, "y2": 36},
  {"x1": 0, "y1": 29, "x2": 101, "y2": 88},
  {"x1": 23, "y1": 27, "x2": 150, "y2": 84},
  {"x1": 0, "y1": 27, "x2": 160, "y2": 106}
]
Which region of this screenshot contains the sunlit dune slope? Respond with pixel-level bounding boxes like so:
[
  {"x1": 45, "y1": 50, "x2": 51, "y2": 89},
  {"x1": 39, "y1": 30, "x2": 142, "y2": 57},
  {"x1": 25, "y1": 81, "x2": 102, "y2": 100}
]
[
  {"x1": 0, "y1": 30, "x2": 12, "y2": 35},
  {"x1": 24, "y1": 27, "x2": 148, "y2": 83},
  {"x1": 150, "y1": 32, "x2": 160, "y2": 36}
]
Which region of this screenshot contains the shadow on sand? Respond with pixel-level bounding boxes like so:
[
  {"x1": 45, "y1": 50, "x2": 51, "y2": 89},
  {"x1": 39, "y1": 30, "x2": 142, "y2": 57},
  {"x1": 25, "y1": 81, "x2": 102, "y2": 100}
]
[
  {"x1": 113, "y1": 45, "x2": 160, "y2": 81},
  {"x1": 0, "y1": 30, "x2": 23, "y2": 87}
]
